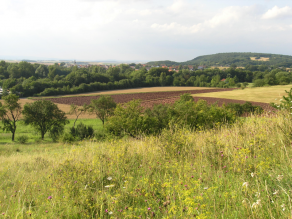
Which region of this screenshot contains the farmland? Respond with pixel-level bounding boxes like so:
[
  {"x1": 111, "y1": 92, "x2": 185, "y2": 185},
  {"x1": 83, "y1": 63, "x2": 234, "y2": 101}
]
[
  {"x1": 42, "y1": 87, "x2": 275, "y2": 113},
  {"x1": 192, "y1": 85, "x2": 292, "y2": 103}
]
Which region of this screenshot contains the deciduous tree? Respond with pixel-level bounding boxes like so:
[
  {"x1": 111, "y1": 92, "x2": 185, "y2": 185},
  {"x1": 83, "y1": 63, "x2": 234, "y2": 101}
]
[
  {"x1": 0, "y1": 94, "x2": 22, "y2": 141},
  {"x1": 89, "y1": 96, "x2": 116, "y2": 126},
  {"x1": 22, "y1": 100, "x2": 68, "y2": 140}
]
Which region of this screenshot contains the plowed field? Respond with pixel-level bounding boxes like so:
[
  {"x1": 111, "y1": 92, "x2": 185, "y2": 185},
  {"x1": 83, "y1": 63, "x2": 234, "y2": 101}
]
[
  {"x1": 45, "y1": 89, "x2": 235, "y2": 106},
  {"x1": 141, "y1": 96, "x2": 275, "y2": 112},
  {"x1": 43, "y1": 88, "x2": 275, "y2": 114}
]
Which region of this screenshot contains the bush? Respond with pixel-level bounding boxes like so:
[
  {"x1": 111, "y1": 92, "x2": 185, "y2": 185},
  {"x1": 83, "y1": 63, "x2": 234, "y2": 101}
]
[
  {"x1": 60, "y1": 132, "x2": 75, "y2": 143},
  {"x1": 236, "y1": 83, "x2": 241, "y2": 88},
  {"x1": 70, "y1": 123, "x2": 94, "y2": 140},
  {"x1": 17, "y1": 135, "x2": 28, "y2": 144},
  {"x1": 225, "y1": 102, "x2": 264, "y2": 116},
  {"x1": 253, "y1": 79, "x2": 265, "y2": 87}
]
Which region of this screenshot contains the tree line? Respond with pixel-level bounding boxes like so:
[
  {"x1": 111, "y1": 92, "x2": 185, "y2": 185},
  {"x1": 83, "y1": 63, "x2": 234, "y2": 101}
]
[{"x1": 0, "y1": 60, "x2": 291, "y2": 98}]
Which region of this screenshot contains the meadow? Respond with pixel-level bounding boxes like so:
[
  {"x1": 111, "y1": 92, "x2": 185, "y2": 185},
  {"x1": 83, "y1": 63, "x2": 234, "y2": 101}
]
[
  {"x1": 0, "y1": 119, "x2": 103, "y2": 144},
  {"x1": 0, "y1": 110, "x2": 292, "y2": 218},
  {"x1": 193, "y1": 85, "x2": 292, "y2": 103}
]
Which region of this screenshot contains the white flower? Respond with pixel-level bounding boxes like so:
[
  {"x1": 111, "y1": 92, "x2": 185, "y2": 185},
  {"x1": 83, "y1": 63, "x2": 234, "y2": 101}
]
[
  {"x1": 273, "y1": 190, "x2": 279, "y2": 195},
  {"x1": 252, "y1": 199, "x2": 261, "y2": 209},
  {"x1": 204, "y1": 187, "x2": 208, "y2": 190},
  {"x1": 109, "y1": 211, "x2": 113, "y2": 215},
  {"x1": 251, "y1": 172, "x2": 255, "y2": 178},
  {"x1": 281, "y1": 204, "x2": 285, "y2": 211},
  {"x1": 277, "y1": 175, "x2": 284, "y2": 181},
  {"x1": 123, "y1": 187, "x2": 126, "y2": 189},
  {"x1": 107, "y1": 177, "x2": 112, "y2": 181},
  {"x1": 242, "y1": 182, "x2": 249, "y2": 188},
  {"x1": 255, "y1": 192, "x2": 260, "y2": 197},
  {"x1": 105, "y1": 184, "x2": 115, "y2": 188}
]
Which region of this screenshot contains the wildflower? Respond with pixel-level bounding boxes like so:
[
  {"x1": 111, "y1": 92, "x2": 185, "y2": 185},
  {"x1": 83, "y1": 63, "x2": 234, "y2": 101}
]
[
  {"x1": 45, "y1": 211, "x2": 48, "y2": 213},
  {"x1": 255, "y1": 192, "x2": 260, "y2": 197},
  {"x1": 281, "y1": 204, "x2": 285, "y2": 211},
  {"x1": 148, "y1": 208, "x2": 151, "y2": 210},
  {"x1": 252, "y1": 199, "x2": 261, "y2": 209},
  {"x1": 273, "y1": 190, "x2": 279, "y2": 195},
  {"x1": 125, "y1": 207, "x2": 128, "y2": 210},
  {"x1": 47, "y1": 196, "x2": 52, "y2": 200},
  {"x1": 221, "y1": 154, "x2": 224, "y2": 157},
  {"x1": 242, "y1": 182, "x2": 249, "y2": 188},
  {"x1": 107, "y1": 177, "x2": 112, "y2": 181},
  {"x1": 277, "y1": 175, "x2": 284, "y2": 181},
  {"x1": 105, "y1": 184, "x2": 115, "y2": 188},
  {"x1": 109, "y1": 211, "x2": 113, "y2": 215},
  {"x1": 251, "y1": 172, "x2": 255, "y2": 178},
  {"x1": 204, "y1": 187, "x2": 208, "y2": 190}
]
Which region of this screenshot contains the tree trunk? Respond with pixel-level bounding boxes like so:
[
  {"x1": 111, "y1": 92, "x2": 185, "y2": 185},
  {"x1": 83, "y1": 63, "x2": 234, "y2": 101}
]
[
  {"x1": 41, "y1": 132, "x2": 45, "y2": 140},
  {"x1": 12, "y1": 132, "x2": 15, "y2": 141}
]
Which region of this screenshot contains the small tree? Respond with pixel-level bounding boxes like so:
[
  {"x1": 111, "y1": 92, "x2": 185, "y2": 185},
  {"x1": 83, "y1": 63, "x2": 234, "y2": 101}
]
[
  {"x1": 22, "y1": 100, "x2": 68, "y2": 140},
  {"x1": 89, "y1": 96, "x2": 116, "y2": 126},
  {"x1": 0, "y1": 94, "x2": 22, "y2": 141},
  {"x1": 68, "y1": 104, "x2": 89, "y2": 127}
]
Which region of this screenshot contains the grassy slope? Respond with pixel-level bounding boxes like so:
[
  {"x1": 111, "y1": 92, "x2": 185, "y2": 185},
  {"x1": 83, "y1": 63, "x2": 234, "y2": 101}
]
[
  {"x1": 0, "y1": 112, "x2": 292, "y2": 218},
  {"x1": 192, "y1": 85, "x2": 292, "y2": 103},
  {"x1": 0, "y1": 119, "x2": 103, "y2": 144}
]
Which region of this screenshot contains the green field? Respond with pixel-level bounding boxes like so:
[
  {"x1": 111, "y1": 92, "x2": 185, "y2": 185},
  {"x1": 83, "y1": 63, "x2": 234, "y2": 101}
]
[
  {"x1": 0, "y1": 118, "x2": 103, "y2": 144},
  {"x1": 193, "y1": 85, "x2": 292, "y2": 103}
]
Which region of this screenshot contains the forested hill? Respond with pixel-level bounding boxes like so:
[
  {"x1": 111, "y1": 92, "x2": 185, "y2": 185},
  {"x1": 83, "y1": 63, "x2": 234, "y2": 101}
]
[{"x1": 147, "y1": 52, "x2": 292, "y2": 67}]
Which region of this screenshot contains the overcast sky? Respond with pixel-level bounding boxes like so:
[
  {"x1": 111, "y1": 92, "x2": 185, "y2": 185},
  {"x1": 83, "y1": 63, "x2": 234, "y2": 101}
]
[{"x1": 1, "y1": 0, "x2": 292, "y2": 62}]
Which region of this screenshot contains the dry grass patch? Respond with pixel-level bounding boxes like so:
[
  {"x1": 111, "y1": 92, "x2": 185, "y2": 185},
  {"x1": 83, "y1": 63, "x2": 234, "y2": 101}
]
[
  {"x1": 192, "y1": 85, "x2": 292, "y2": 103},
  {"x1": 250, "y1": 57, "x2": 270, "y2": 61},
  {"x1": 37, "y1": 87, "x2": 216, "y2": 98}
]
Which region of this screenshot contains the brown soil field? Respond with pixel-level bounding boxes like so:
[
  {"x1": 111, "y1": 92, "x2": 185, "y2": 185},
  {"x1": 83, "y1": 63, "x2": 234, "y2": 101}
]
[
  {"x1": 45, "y1": 89, "x2": 235, "y2": 106},
  {"x1": 141, "y1": 96, "x2": 275, "y2": 112}
]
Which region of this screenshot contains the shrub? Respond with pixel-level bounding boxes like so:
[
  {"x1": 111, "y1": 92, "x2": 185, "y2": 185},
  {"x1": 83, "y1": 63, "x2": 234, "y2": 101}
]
[
  {"x1": 17, "y1": 135, "x2": 28, "y2": 144},
  {"x1": 236, "y1": 83, "x2": 241, "y2": 88},
  {"x1": 60, "y1": 132, "x2": 75, "y2": 143},
  {"x1": 225, "y1": 102, "x2": 264, "y2": 116},
  {"x1": 70, "y1": 122, "x2": 94, "y2": 140}
]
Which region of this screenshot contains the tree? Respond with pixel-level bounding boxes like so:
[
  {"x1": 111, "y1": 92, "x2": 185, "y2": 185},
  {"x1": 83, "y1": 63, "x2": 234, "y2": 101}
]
[
  {"x1": 22, "y1": 100, "x2": 68, "y2": 140},
  {"x1": 0, "y1": 94, "x2": 22, "y2": 141},
  {"x1": 68, "y1": 104, "x2": 89, "y2": 127},
  {"x1": 48, "y1": 66, "x2": 56, "y2": 80},
  {"x1": 159, "y1": 72, "x2": 166, "y2": 86},
  {"x1": 89, "y1": 96, "x2": 116, "y2": 126}
]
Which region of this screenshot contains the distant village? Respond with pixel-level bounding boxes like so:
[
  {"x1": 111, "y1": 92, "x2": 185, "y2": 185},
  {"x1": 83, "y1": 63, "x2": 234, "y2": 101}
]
[{"x1": 59, "y1": 61, "x2": 207, "y2": 72}]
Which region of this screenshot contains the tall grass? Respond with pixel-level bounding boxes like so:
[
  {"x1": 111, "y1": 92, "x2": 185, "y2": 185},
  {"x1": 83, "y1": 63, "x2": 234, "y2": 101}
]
[{"x1": 0, "y1": 112, "x2": 291, "y2": 218}]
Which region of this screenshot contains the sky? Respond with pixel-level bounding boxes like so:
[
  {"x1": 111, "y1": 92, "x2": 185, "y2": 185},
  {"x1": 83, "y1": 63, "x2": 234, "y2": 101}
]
[{"x1": 1, "y1": 0, "x2": 292, "y2": 62}]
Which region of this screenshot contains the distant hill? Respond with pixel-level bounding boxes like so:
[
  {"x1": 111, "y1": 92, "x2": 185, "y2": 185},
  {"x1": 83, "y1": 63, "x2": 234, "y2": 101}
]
[{"x1": 147, "y1": 52, "x2": 292, "y2": 67}]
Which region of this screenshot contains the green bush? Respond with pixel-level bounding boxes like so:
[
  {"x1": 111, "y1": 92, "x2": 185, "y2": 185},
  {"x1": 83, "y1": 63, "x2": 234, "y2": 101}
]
[
  {"x1": 225, "y1": 102, "x2": 264, "y2": 116},
  {"x1": 60, "y1": 132, "x2": 75, "y2": 143},
  {"x1": 17, "y1": 135, "x2": 28, "y2": 144},
  {"x1": 70, "y1": 123, "x2": 94, "y2": 140},
  {"x1": 236, "y1": 83, "x2": 241, "y2": 88},
  {"x1": 106, "y1": 94, "x2": 237, "y2": 137}
]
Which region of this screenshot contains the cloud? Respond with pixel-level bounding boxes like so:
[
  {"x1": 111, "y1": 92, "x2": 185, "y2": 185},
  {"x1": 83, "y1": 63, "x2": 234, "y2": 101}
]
[
  {"x1": 262, "y1": 6, "x2": 292, "y2": 19},
  {"x1": 151, "y1": 6, "x2": 257, "y2": 34}
]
